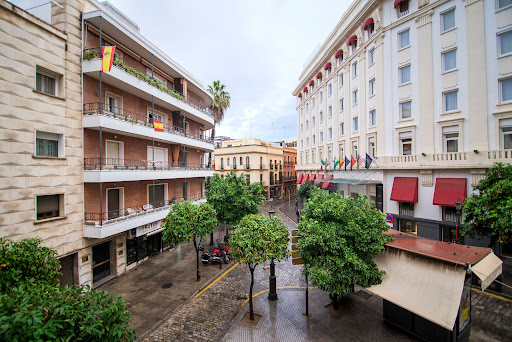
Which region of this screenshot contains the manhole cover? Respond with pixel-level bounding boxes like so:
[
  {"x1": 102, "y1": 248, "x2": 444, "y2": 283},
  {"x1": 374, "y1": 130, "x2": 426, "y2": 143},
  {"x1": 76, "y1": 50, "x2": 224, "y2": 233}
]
[
  {"x1": 162, "y1": 283, "x2": 173, "y2": 289},
  {"x1": 354, "y1": 290, "x2": 372, "y2": 300}
]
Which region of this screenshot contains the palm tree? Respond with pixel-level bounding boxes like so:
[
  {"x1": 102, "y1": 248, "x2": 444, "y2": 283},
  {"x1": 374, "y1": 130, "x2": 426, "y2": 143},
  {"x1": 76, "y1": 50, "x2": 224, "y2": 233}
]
[{"x1": 207, "y1": 80, "x2": 231, "y2": 166}]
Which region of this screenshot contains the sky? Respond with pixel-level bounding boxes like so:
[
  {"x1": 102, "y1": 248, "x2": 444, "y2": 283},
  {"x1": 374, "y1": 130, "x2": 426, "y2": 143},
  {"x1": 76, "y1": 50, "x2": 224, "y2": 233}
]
[{"x1": 106, "y1": 0, "x2": 352, "y2": 142}]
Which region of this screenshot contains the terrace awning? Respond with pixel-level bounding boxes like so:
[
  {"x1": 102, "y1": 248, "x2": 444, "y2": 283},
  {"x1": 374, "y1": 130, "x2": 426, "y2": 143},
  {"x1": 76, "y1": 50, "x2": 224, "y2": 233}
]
[
  {"x1": 390, "y1": 177, "x2": 418, "y2": 203},
  {"x1": 296, "y1": 174, "x2": 304, "y2": 184},
  {"x1": 348, "y1": 35, "x2": 357, "y2": 44},
  {"x1": 363, "y1": 18, "x2": 374, "y2": 30},
  {"x1": 433, "y1": 178, "x2": 467, "y2": 207}
]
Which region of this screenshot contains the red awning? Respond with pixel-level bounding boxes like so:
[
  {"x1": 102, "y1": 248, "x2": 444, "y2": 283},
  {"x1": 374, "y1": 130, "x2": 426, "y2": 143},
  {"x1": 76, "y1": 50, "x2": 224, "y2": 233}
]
[
  {"x1": 324, "y1": 62, "x2": 332, "y2": 70},
  {"x1": 322, "y1": 175, "x2": 333, "y2": 189},
  {"x1": 309, "y1": 80, "x2": 315, "y2": 86},
  {"x1": 303, "y1": 87, "x2": 308, "y2": 92},
  {"x1": 394, "y1": 0, "x2": 408, "y2": 7},
  {"x1": 296, "y1": 174, "x2": 304, "y2": 184},
  {"x1": 433, "y1": 178, "x2": 467, "y2": 207},
  {"x1": 310, "y1": 174, "x2": 317, "y2": 181},
  {"x1": 390, "y1": 177, "x2": 418, "y2": 203},
  {"x1": 348, "y1": 35, "x2": 357, "y2": 44},
  {"x1": 314, "y1": 174, "x2": 325, "y2": 183},
  {"x1": 363, "y1": 18, "x2": 374, "y2": 30},
  {"x1": 335, "y1": 50, "x2": 343, "y2": 58},
  {"x1": 303, "y1": 174, "x2": 310, "y2": 182},
  {"x1": 298, "y1": 93, "x2": 302, "y2": 98},
  {"x1": 316, "y1": 72, "x2": 323, "y2": 79}
]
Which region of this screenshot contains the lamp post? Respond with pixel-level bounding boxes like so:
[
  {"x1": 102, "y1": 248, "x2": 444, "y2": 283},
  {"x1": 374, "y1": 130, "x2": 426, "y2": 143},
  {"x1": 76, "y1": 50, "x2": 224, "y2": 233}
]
[
  {"x1": 454, "y1": 198, "x2": 462, "y2": 244},
  {"x1": 268, "y1": 206, "x2": 278, "y2": 301}
]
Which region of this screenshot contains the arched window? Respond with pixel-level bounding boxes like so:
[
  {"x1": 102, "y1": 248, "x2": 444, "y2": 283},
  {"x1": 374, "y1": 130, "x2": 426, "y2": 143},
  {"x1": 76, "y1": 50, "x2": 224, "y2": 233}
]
[
  {"x1": 246, "y1": 156, "x2": 250, "y2": 166},
  {"x1": 220, "y1": 158, "x2": 224, "y2": 168},
  {"x1": 227, "y1": 158, "x2": 230, "y2": 165},
  {"x1": 240, "y1": 157, "x2": 243, "y2": 165},
  {"x1": 233, "y1": 157, "x2": 236, "y2": 166}
]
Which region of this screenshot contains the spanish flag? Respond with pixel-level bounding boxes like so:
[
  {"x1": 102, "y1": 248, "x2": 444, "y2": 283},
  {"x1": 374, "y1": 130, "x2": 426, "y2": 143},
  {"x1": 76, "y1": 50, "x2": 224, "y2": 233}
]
[
  {"x1": 101, "y1": 46, "x2": 116, "y2": 72},
  {"x1": 154, "y1": 120, "x2": 163, "y2": 132},
  {"x1": 212, "y1": 161, "x2": 215, "y2": 169}
]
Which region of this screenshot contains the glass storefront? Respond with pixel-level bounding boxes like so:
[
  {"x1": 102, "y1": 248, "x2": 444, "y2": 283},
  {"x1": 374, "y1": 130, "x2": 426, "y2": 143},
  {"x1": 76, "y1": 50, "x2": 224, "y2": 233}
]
[{"x1": 127, "y1": 230, "x2": 162, "y2": 266}]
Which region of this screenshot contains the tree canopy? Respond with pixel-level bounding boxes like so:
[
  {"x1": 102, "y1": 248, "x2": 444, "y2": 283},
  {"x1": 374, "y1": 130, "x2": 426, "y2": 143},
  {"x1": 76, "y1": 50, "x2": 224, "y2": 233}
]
[
  {"x1": 0, "y1": 237, "x2": 135, "y2": 341},
  {"x1": 298, "y1": 188, "x2": 392, "y2": 298},
  {"x1": 462, "y1": 162, "x2": 512, "y2": 244},
  {"x1": 207, "y1": 172, "x2": 266, "y2": 226},
  {"x1": 229, "y1": 214, "x2": 289, "y2": 320},
  {"x1": 298, "y1": 179, "x2": 317, "y2": 200},
  {"x1": 162, "y1": 200, "x2": 218, "y2": 281}
]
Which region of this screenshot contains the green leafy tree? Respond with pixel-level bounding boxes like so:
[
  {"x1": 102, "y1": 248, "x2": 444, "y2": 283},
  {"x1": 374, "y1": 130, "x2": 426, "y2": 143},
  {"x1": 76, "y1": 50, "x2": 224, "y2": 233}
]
[
  {"x1": 462, "y1": 162, "x2": 512, "y2": 245},
  {"x1": 0, "y1": 237, "x2": 61, "y2": 292},
  {"x1": 298, "y1": 179, "x2": 317, "y2": 200},
  {"x1": 298, "y1": 188, "x2": 392, "y2": 308},
  {"x1": 229, "y1": 214, "x2": 289, "y2": 320},
  {"x1": 0, "y1": 238, "x2": 135, "y2": 341},
  {"x1": 207, "y1": 172, "x2": 265, "y2": 226},
  {"x1": 207, "y1": 80, "x2": 231, "y2": 165},
  {"x1": 162, "y1": 200, "x2": 218, "y2": 281}
]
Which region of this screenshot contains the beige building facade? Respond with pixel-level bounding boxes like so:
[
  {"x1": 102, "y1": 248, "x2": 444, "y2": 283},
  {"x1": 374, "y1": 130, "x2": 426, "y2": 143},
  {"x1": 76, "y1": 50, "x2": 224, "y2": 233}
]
[{"x1": 294, "y1": 0, "x2": 512, "y2": 259}]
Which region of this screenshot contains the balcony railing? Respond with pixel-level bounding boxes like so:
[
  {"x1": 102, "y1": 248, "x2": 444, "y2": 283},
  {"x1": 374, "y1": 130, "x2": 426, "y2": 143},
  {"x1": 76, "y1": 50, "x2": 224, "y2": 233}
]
[
  {"x1": 83, "y1": 48, "x2": 213, "y2": 117},
  {"x1": 83, "y1": 158, "x2": 212, "y2": 171},
  {"x1": 83, "y1": 102, "x2": 212, "y2": 143},
  {"x1": 284, "y1": 162, "x2": 295, "y2": 167},
  {"x1": 84, "y1": 193, "x2": 205, "y2": 226},
  {"x1": 398, "y1": 9, "x2": 409, "y2": 18},
  {"x1": 283, "y1": 176, "x2": 297, "y2": 182},
  {"x1": 399, "y1": 206, "x2": 414, "y2": 217},
  {"x1": 388, "y1": 150, "x2": 512, "y2": 168}
]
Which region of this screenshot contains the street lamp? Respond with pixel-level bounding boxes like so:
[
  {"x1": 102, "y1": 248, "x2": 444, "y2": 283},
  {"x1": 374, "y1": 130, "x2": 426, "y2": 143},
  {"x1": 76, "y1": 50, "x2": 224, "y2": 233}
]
[
  {"x1": 268, "y1": 206, "x2": 278, "y2": 301},
  {"x1": 454, "y1": 198, "x2": 462, "y2": 244}
]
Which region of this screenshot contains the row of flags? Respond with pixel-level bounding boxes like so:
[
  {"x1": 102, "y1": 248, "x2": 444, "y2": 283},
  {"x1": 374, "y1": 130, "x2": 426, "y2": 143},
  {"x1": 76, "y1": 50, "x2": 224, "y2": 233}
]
[{"x1": 321, "y1": 153, "x2": 374, "y2": 171}]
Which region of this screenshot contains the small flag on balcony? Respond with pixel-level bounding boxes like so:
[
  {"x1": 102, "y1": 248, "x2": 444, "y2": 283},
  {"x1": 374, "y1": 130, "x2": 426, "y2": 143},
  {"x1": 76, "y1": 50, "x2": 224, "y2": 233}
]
[
  {"x1": 154, "y1": 120, "x2": 163, "y2": 132},
  {"x1": 339, "y1": 157, "x2": 344, "y2": 170},
  {"x1": 212, "y1": 161, "x2": 215, "y2": 169},
  {"x1": 321, "y1": 159, "x2": 325, "y2": 171},
  {"x1": 357, "y1": 154, "x2": 364, "y2": 170},
  {"x1": 333, "y1": 158, "x2": 339, "y2": 169},
  {"x1": 350, "y1": 155, "x2": 356, "y2": 171},
  {"x1": 365, "y1": 153, "x2": 373, "y2": 169},
  {"x1": 344, "y1": 156, "x2": 350, "y2": 171},
  {"x1": 101, "y1": 46, "x2": 116, "y2": 72}
]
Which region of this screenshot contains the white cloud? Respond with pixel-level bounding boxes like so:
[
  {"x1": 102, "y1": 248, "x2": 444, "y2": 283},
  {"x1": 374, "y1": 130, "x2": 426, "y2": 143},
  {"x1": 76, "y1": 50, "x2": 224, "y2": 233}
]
[{"x1": 106, "y1": 0, "x2": 352, "y2": 141}]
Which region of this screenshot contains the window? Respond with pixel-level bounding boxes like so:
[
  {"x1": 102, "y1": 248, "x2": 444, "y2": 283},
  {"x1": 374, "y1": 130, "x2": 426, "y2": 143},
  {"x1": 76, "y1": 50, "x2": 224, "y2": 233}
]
[
  {"x1": 313, "y1": 116, "x2": 316, "y2": 126},
  {"x1": 220, "y1": 158, "x2": 224, "y2": 169},
  {"x1": 441, "y1": 9, "x2": 455, "y2": 32},
  {"x1": 320, "y1": 91, "x2": 323, "y2": 103},
  {"x1": 328, "y1": 106, "x2": 332, "y2": 118},
  {"x1": 328, "y1": 128, "x2": 333, "y2": 140},
  {"x1": 397, "y1": 0, "x2": 409, "y2": 16},
  {"x1": 301, "y1": 124, "x2": 303, "y2": 132},
  {"x1": 400, "y1": 65, "x2": 411, "y2": 84},
  {"x1": 400, "y1": 132, "x2": 412, "y2": 155},
  {"x1": 399, "y1": 29, "x2": 410, "y2": 49},
  {"x1": 240, "y1": 157, "x2": 243, "y2": 166},
  {"x1": 36, "y1": 68, "x2": 58, "y2": 96},
  {"x1": 306, "y1": 120, "x2": 309, "y2": 130},
  {"x1": 306, "y1": 103, "x2": 309, "y2": 113},
  {"x1": 351, "y1": 40, "x2": 358, "y2": 53},
  {"x1": 500, "y1": 78, "x2": 512, "y2": 102},
  {"x1": 35, "y1": 131, "x2": 63, "y2": 158},
  {"x1": 444, "y1": 131, "x2": 459, "y2": 153},
  {"x1": 352, "y1": 141, "x2": 358, "y2": 157},
  {"x1": 353, "y1": 117, "x2": 359, "y2": 132},
  {"x1": 369, "y1": 137, "x2": 376, "y2": 158},
  {"x1": 313, "y1": 135, "x2": 316, "y2": 144},
  {"x1": 36, "y1": 194, "x2": 62, "y2": 220},
  {"x1": 327, "y1": 68, "x2": 332, "y2": 77},
  {"x1": 340, "y1": 122, "x2": 345, "y2": 136},
  {"x1": 227, "y1": 157, "x2": 230, "y2": 166},
  {"x1": 399, "y1": 219, "x2": 417, "y2": 235},
  {"x1": 442, "y1": 50, "x2": 457, "y2": 72},
  {"x1": 400, "y1": 101, "x2": 412, "y2": 119},
  {"x1": 306, "y1": 138, "x2": 309, "y2": 147},
  {"x1": 444, "y1": 90, "x2": 458, "y2": 112},
  {"x1": 352, "y1": 61, "x2": 358, "y2": 78},
  {"x1": 500, "y1": 119, "x2": 512, "y2": 149},
  {"x1": 499, "y1": 30, "x2": 512, "y2": 57},
  {"x1": 497, "y1": 0, "x2": 512, "y2": 10},
  {"x1": 339, "y1": 98, "x2": 344, "y2": 112},
  {"x1": 312, "y1": 97, "x2": 315, "y2": 108},
  {"x1": 328, "y1": 83, "x2": 332, "y2": 96},
  {"x1": 353, "y1": 90, "x2": 358, "y2": 105},
  {"x1": 246, "y1": 156, "x2": 250, "y2": 167},
  {"x1": 301, "y1": 140, "x2": 303, "y2": 148},
  {"x1": 339, "y1": 144, "x2": 344, "y2": 158},
  {"x1": 320, "y1": 131, "x2": 324, "y2": 142},
  {"x1": 369, "y1": 79, "x2": 376, "y2": 96},
  {"x1": 311, "y1": 84, "x2": 315, "y2": 92},
  {"x1": 368, "y1": 48, "x2": 375, "y2": 65},
  {"x1": 339, "y1": 73, "x2": 344, "y2": 87},
  {"x1": 369, "y1": 110, "x2": 376, "y2": 127},
  {"x1": 337, "y1": 55, "x2": 344, "y2": 66},
  {"x1": 367, "y1": 23, "x2": 375, "y2": 38},
  {"x1": 300, "y1": 108, "x2": 303, "y2": 117}
]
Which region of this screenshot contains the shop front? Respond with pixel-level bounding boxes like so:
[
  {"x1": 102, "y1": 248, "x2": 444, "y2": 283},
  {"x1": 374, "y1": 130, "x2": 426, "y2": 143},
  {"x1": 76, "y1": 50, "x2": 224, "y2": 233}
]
[{"x1": 126, "y1": 220, "x2": 164, "y2": 266}]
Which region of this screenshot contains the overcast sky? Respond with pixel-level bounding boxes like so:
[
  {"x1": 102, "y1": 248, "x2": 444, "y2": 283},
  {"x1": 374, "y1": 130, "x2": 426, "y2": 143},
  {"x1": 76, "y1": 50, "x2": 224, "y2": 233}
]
[{"x1": 106, "y1": 0, "x2": 352, "y2": 142}]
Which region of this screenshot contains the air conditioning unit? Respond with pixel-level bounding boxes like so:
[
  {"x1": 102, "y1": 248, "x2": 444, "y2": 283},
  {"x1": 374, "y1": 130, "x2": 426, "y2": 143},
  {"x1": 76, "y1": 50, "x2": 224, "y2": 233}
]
[{"x1": 127, "y1": 228, "x2": 137, "y2": 240}]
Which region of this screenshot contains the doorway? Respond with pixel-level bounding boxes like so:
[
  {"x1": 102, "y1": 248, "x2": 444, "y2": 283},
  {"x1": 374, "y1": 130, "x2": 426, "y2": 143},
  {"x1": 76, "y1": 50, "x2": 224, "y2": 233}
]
[
  {"x1": 92, "y1": 241, "x2": 111, "y2": 283},
  {"x1": 106, "y1": 140, "x2": 123, "y2": 167},
  {"x1": 107, "y1": 188, "x2": 121, "y2": 219},
  {"x1": 59, "y1": 253, "x2": 77, "y2": 287}
]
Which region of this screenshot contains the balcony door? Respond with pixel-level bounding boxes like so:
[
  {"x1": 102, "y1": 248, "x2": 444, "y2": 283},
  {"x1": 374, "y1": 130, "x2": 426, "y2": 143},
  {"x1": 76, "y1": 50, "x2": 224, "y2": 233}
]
[
  {"x1": 106, "y1": 140, "x2": 123, "y2": 167},
  {"x1": 148, "y1": 184, "x2": 166, "y2": 208},
  {"x1": 107, "y1": 188, "x2": 123, "y2": 219},
  {"x1": 147, "y1": 146, "x2": 168, "y2": 168}
]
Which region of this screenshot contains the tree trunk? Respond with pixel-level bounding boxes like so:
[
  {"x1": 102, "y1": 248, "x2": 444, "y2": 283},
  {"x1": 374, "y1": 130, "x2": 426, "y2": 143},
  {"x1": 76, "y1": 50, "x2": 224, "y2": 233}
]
[
  {"x1": 208, "y1": 126, "x2": 216, "y2": 167},
  {"x1": 193, "y1": 237, "x2": 200, "y2": 281},
  {"x1": 332, "y1": 294, "x2": 338, "y2": 310},
  {"x1": 249, "y1": 265, "x2": 255, "y2": 320}
]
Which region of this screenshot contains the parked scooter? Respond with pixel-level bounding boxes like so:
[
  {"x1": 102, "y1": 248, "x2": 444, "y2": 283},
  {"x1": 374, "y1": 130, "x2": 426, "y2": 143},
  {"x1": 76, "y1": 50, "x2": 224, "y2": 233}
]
[{"x1": 199, "y1": 240, "x2": 230, "y2": 265}]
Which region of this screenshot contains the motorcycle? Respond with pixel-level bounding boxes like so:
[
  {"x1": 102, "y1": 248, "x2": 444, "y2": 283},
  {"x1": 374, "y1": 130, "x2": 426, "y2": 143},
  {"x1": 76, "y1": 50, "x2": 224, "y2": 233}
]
[{"x1": 199, "y1": 240, "x2": 230, "y2": 265}]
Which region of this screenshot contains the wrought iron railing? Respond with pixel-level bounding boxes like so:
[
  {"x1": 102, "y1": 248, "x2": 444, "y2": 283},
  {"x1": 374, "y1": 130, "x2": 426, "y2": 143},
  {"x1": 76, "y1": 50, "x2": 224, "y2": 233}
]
[
  {"x1": 82, "y1": 102, "x2": 212, "y2": 143},
  {"x1": 82, "y1": 48, "x2": 213, "y2": 117},
  {"x1": 83, "y1": 158, "x2": 213, "y2": 171},
  {"x1": 84, "y1": 193, "x2": 205, "y2": 226}
]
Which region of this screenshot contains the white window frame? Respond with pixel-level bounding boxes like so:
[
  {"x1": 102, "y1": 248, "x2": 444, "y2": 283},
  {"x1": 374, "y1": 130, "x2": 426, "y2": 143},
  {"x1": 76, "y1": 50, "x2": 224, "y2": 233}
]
[
  {"x1": 328, "y1": 127, "x2": 333, "y2": 140},
  {"x1": 369, "y1": 78, "x2": 376, "y2": 97},
  {"x1": 400, "y1": 135, "x2": 413, "y2": 155},
  {"x1": 400, "y1": 100, "x2": 412, "y2": 120},
  {"x1": 369, "y1": 110, "x2": 376, "y2": 127},
  {"x1": 312, "y1": 97, "x2": 316, "y2": 109},
  {"x1": 320, "y1": 112, "x2": 323, "y2": 123},
  {"x1": 399, "y1": 64, "x2": 411, "y2": 85},
  {"x1": 398, "y1": 29, "x2": 410, "y2": 50},
  {"x1": 352, "y1": 140, "x2": 358, "y2": 157},
  {"x1": 353, "y1": 116, "x2": 359, "y2": 132},
  {"x1": 35, "y1": 193, "x2": 64, "y2": 222},
  {"x1": 340, "y1": 122, "x2": 345, "y2": 136},
  {"x1": 35, "y1": 66, "x2": 61, "y2": 97},
  {"x1": 328, "y1": 83, "x2": 332, "y2": 97},
  {"x1": 35, "y1": 131, "x2": 65, "y2": 158},
  {"x1": 500, "y1": 118, "x2": 512, "y2": 149},
  {"x1": 328, "y1": 106, "x2": 332, "y2": 119},
  {"x1": 320, "y1": 131, "x2": 324, "y2": 142},
  {"x1": 441, "y1": 8, "x2": 456, "y2": 33},
  {"x1": 352, "y1": 61, "x2": 358, "y2": 78},
  {"x1": 320, "y1": 91, "x2": 323, "y2": 103},
  {"x1": 368, "y1": 48, "x2": 375, "y2": 66},
  {"x1": 339, "y1": 73, "x2": 344, "y2": 87},
  {"x1": 500, "y1": 77, "x2": 512, "y2": 103},
  {"x1": 368, "y1": 137, "x2": 376, "y2": 158},
  {"x1": 498, "y1": 30, "x2": 512, "y2": 57},
  {"x1": 442, "y1": 49, "x2": 457, "y2": 73},
  {"x1": 496, "y1": 0, "x2": 512, "y2": 11},
  {"x1": 443, "y1": 90, "x2": 458, "y2": 112},
  {"x1": 339, "y1": 98, "x2": 344, "y2": 112},
  {"x1": 353, "y1": 89, "x2": 358, "y2": 105}
]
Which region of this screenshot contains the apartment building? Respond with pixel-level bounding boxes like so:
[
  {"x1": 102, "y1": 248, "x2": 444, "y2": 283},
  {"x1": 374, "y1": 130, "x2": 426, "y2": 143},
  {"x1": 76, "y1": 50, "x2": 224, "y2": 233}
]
[
  {"x1": 283, "y1": 147, "x2": 298, "y2": 197},
  {"x1": 214, "y1": 139, "x2": 296, "y2": 199},
  {"x1": 0, "y1": 0, "x2": 214, "y2": 287},
  {"x1": 294, "y1": 0, "x2": 512, "y2": 259},
  {"x1": 81, "y1": 1, "x2": 214, "y2": 285}
]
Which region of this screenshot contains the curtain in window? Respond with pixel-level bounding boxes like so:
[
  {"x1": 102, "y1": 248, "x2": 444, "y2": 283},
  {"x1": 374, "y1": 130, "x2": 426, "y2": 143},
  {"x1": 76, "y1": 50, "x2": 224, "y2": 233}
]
[
  {"x1": 445, "y1": 92, "x2": 458, "y2": 111},
  {"x1": 401, "y1": 66, "x2": 410, "y2": 83},
  {"x1": 501, "y1": 31, "x2": 512, "y2": 55},
  {"x1": 444, "y1": 51, "x2": 456, "y2": 71},
  {"x1": 502, "y1": 79, "x2": 512, "y2": 102},
  {"x1": 400, "y1": 31, "x2": 410, "y2": 49},
  {"x1": 36, "y1": 138, "x2": 45, "y2": 156},
  {"x1": 442, "y1": 11, "x2": 455, "y2": 31},
  {"x1": 46, "y1": 140, "x2": 57, "y2": 157}
]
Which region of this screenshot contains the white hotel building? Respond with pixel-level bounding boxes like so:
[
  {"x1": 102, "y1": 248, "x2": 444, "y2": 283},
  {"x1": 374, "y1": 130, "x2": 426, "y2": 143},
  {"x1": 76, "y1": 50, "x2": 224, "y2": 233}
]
[{"x1": 294, "y1": 0, "x2": 512, "y2": 259}]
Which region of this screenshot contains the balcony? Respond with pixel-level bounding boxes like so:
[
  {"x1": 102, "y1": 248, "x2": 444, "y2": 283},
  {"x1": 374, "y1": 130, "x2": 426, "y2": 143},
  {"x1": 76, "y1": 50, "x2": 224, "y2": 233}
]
[
  {"x1": 82, "y1": 51, "x2": 214, "y2": 128},
  {"x1": 283, "y1": 176, "x2": 297, "y2": 182},
  {"x1": 83, "y1": 102, "x2": 214, "y2": 151},
  {"x1": 83, "y1": 194, "x2": 205, "y2": 239},
  {"x1": 398, "y1": 10, "x2": 409, "y2": 18},
  {"x1": 83, "y1": 158, "x2": 213, "y2": 182}
]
